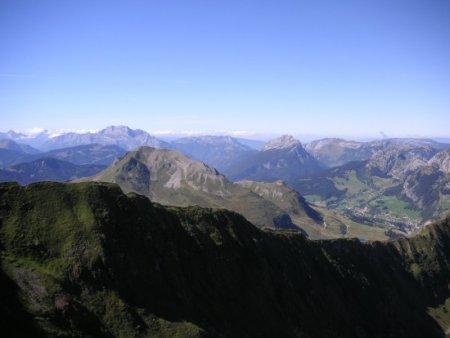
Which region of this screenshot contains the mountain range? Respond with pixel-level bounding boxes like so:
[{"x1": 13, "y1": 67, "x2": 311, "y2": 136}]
[
  {"x1": 0, "y1": 143, "x2": 127, "y2": 169},
  {"x1": 39, "y1": 125, "x2": 170, "y2": 151},
  {"x1": 0, "y1": 130, "x2": 49, "y2": 148},
  {"x1": 0, "y1": 126, "x2": 168, "y2": 151},
  {"x1": 1, "y1": 181, "x2": 450, "y2": 337},
  {"x1": 2, "y1": 125, "x2": 450, "y2": 336},
  {"x1": 306, "y1": 137, "x2": 448, "y2": 168},
  {"x1": 0, "y1": 158, "x2": 106, "y2": 184},
  {"x1": 35, "y1": 144, "x2": 127, "y2": 166},
  {"x1": 1, "y1": 125, "x2": 450, "y2": 239}
]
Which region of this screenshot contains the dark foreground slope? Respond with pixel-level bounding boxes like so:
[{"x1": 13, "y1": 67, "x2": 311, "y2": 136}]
[{"x1": 0, "y1": 182, "x2": 449, "y2": 337}]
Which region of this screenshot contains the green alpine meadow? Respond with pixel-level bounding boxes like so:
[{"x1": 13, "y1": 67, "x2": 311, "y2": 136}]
[{"x1": 1, "y1": 181, "x2": 450, "y2": 337}]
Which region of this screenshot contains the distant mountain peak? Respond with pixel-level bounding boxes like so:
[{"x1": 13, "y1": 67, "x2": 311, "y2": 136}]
[
  {"x1": 100, "y1": 125, "x2": 143, "y2": 137},
  {"x1": 262, "y1": 135, "x2": 301, "y2": 151}
]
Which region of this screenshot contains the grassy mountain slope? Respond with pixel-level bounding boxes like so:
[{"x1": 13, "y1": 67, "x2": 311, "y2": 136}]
[
  {"x1": 300, "y1": 205, "x2": 391, "y2": 241},
  {"x1": 236, "y1": 180, "x2": 391, "y2": 241},
  {"x1": 297, "y1": 161, "x2": 418, "y2": 231},
  {"x1": 1, "y1": 182, "x2": 450, "y2": 337},
  {"x1": 236, "y1": 180, "x2": 323, "y2": 222},
  {"x1": 84, "y1": 147, "x2": 297, "y2": 229}
]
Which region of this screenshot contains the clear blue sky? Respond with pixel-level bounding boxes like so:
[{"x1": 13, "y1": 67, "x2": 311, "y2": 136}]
[{"x1": 1, "y1": 0, "x2": 449, "y2": 138}]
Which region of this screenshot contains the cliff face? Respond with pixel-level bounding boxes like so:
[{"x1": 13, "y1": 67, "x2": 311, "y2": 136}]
[{"x1": 0, "y1": 182, "x2": 449, "y2": 337}]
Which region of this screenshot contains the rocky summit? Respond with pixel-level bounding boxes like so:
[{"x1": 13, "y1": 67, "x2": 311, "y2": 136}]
[{"x1": 261, "y1": 134, "x2": 301, "y2": 151}]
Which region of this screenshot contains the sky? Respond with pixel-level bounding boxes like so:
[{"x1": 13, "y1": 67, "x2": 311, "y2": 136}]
[{"x1": 0, "y1": 0, "x2": 449, "y2": 139}]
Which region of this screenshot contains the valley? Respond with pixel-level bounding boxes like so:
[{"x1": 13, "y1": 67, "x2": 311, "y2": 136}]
[{"x1": 298, "y1": 146, "x2": 450, "y2": 235}]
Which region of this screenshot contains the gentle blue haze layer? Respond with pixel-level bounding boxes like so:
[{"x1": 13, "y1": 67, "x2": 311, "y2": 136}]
[{"x1": 1, "y1": 0, "x2": 449, "y2": 138}]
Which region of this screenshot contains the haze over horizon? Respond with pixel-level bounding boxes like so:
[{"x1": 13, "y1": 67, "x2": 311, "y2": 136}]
[
  {"x1": 1, "y1": 125, "x2": 449, "y2": 144},
  {"x1": 1, "y1": 0, "x2": 449, "y2": 138}
]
